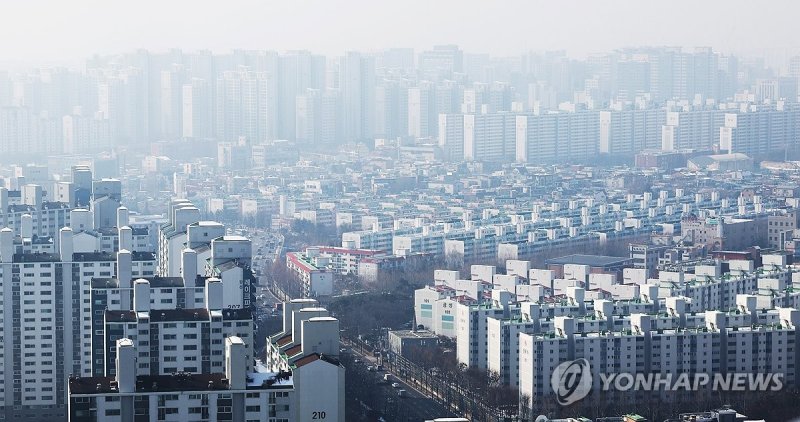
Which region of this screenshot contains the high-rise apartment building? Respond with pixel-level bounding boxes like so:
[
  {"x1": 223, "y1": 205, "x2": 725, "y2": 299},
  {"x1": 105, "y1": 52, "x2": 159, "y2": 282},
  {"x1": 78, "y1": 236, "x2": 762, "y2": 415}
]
[
  {"x1": 515, "y1": 111, "x2": 600, "y2": 163},
  {"x1": 438, "y1": 113, "x2": 464, "y2": 161},
  {"x1": 97, "y1": 68, "x2": 149, "y2": 146},
  {"x1": 276, "y1": 51, "x2": 327, "y2": 141},
  {"x1": 408, "y1": 82, "x2": 437, "y2": 139},
  {"x1": 181, "y1": 77, "x2": 213, "y2": 139},
  {"x1": 70, "y1": 336, "x2": 295, "y2": 422},
  {"x1": 339, "y1": 52, "x2": 375, "y2": 143},
  {"x1": 62, "y1": 111, "x2": 111, "y2": 154},
  {"x1": 158, "y1": 64, "x2": 186, "y2": 140},
  {"x1": 419, "y1": 45, "x2": 464, "y2": 80},
  {"x1": 375, "y1": 78, "x2": 409, "y2": 140},
  {"x1": 265, "y1": 299, "x2": 345, "y2": 422},
  {"x1": 295, "y1": 89, "x2": 321, "y2": 145},
  {"x1": 215, "y1": 69, "x2": 268, "y2": 143},
  {"x1": 0, "y1": 221, "x2": 157, "y2": 421}
]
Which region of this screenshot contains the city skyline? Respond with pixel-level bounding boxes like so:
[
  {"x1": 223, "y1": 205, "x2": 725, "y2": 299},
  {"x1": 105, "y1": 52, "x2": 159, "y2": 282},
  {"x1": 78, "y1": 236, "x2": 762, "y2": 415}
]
[
  {"x1": 3, "y1": 43, "x2": 799, "y2": 163},
  {"x1": 4, "y1": 3, "x2": 800, "y2": 421},
  {"x1": 2, "y1": 0, "x2": 800, "y2": 69}
]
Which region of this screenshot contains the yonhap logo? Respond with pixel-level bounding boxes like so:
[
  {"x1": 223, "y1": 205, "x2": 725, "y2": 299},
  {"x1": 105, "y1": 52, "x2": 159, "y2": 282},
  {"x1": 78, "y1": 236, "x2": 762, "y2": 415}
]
[{"x1": 551, "y1": 358, "x2": 592, "y2": 405}]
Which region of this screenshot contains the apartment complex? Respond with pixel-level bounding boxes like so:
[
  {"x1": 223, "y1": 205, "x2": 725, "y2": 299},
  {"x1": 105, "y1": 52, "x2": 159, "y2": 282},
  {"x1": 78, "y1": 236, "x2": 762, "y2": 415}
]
[
  {"x1": 69, "y1": 337, "x2": 294, "y2": 422},
  {"x1": 414, "y1": 256, "x2": 800, "y2": 404},
  {"x1": 264, "y1": 299, "x2": 346, "y2": 422}
]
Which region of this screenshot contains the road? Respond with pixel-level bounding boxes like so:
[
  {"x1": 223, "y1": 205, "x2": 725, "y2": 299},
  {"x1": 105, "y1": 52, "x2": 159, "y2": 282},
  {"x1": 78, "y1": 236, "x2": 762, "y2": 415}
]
[
  {"x1": 242, "y1": 226, "x2": 458, "y2": 420},
  {"x1": 344, "y1": 341, "x2": 458, "y2": 422},
  {"x1": 248, "y1": 229, "x2": 283, "y2": 305}
]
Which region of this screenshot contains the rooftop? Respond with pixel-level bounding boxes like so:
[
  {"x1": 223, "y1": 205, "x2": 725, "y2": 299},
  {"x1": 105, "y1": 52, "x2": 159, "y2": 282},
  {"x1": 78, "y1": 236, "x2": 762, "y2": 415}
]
[
  {"x1": 284, "y1": 344, "x2": 302, "y2": 357},
  {"x1": 91, "y1": 278, "x2": 119, "y2": 289},
  {"x1": 133, "y1": 251, "x2": 156, "y2": 260},
  {"x1": 69, "y1": 373, "x2": 226, "y2": 395},
  {"x1": 389, "y1": 329, "x2": 438, "y2": 339},
  {"x1": 293, "y1": 353, "x2": 340, "y2": 368},
  {"x1": 131, "y1": 227, "x2": 149, "y2": 236},
  {"x1": 73, "y1": 252, "x2": 116, "y2": 262},
  {"x1": 145, "y1": 276, "x2": 186, "y2": 288},
  {"x1": 104, "y1": 308, "x2": 253, "y2": 323},
  {"x1": 192, "y1": 221, "x2": 225, "y2": 227},
  {"x1": 218, "y1": 235, "x2": 249, "y2": 242},
  {"x1": 546, "y1": 254, "x2": 632, "y2": 267},
  {"x1": 248, "y1": 361, "x2": 293, "y2": 389},
  {"x1": 13, "y1": 252, "x2": 61, "y2": 263}
]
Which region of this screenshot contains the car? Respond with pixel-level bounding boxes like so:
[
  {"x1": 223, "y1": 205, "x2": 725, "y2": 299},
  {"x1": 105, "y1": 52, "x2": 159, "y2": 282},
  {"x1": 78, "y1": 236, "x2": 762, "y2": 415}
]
[
  {"x1": 366, "y1": 365, "x2": 375, "y2": 372},
  {"x1": 391, "y1": 382, "x2": 400, "y2": 389},
  {"x1": 397, "y1": 389, "x2": 407, "y2": 397}
]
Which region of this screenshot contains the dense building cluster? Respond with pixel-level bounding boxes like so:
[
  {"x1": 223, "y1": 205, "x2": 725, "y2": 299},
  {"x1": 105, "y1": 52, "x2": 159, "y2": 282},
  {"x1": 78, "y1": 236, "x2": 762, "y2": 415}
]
[
  {"x1": 3, "y1": 39, "x2": 800, "y2": 422},
  {"x1": 0, "y1": 164, "x2": 344, "y2": 422},
  {"x1": 3, "y1": 46, "x2": 800, "y2": 161},
  {"x1": 414, "y1": 256, "x2": 800, "y2": 410}
]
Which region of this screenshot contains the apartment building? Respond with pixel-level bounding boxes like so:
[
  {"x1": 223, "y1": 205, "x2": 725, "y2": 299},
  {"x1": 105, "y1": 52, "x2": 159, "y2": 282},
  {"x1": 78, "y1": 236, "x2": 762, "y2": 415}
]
[
  {"x1": 0, "y1": 225, "x2": 154, "y2": 420},
  {"x1": 69, "y1": 337, "x2": 294, "y2": 422},
  {"x1": 518, "y1": 308, "x2": 800, "y2": 410},
  {"x1": 264, "y1": 299, "x2": 345, "y2": 422},
  {"x1": 456, "y1": 290, "x2": 513, "y2": 369},
  {"x1": 0, "y1": 185, "x2": 73, "y2": 238},
  {"x1": 101, "y1": 278, "x2": 253, "y2": 378},
  {"x1": 486, "y1": 303, "x2": 539, "y2": 386},
  {"x1": 416, "y1": 256, "x2": 800, "y2": 392},
  {"x1": 157, "y1": 199, "x2": 201, "y2": 277},
  {"x1": 767, "y1": 209, "x2": 800, "y2": 249},
  {"x1": 299, "y1": 246, "x2": 384, "y2": 275},
  {"x1": 285, "y1": 252, "x2": 334, "y2": 297},
  {"x1": 0, "y1": 185, "x2": 257, "y2": 421},
  {"x1": 681, "y1": 214, "x2": 768, "y2": 251}
]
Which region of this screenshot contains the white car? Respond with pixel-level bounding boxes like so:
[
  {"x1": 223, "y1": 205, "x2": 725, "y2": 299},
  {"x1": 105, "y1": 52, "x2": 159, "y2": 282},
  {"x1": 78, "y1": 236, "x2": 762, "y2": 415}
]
[{"x1": 391, "y1": 382, "x2": 401, "y2": 389}]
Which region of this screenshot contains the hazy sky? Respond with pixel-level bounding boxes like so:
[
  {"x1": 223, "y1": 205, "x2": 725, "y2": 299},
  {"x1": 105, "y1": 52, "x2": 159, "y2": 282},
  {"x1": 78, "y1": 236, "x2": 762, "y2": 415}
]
[{"x1": 2, "y1": 0, "x2": 799, "y2": 67}]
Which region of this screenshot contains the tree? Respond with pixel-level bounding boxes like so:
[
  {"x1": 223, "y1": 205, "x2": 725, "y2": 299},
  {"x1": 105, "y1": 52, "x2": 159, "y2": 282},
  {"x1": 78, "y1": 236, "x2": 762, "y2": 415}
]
[{"x1": 445, "y1": 250, "x2": 464, "y2": 271}]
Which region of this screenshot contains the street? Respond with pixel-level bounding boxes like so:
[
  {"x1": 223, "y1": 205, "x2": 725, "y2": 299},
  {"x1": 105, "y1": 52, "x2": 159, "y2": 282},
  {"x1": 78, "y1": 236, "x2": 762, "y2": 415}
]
[
  {"x1": 344, "y1": 341, "x2": 458, "y2": 422},
  {"x1": 244, "y1": 227, "x2": 460, "y2": 421}
]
